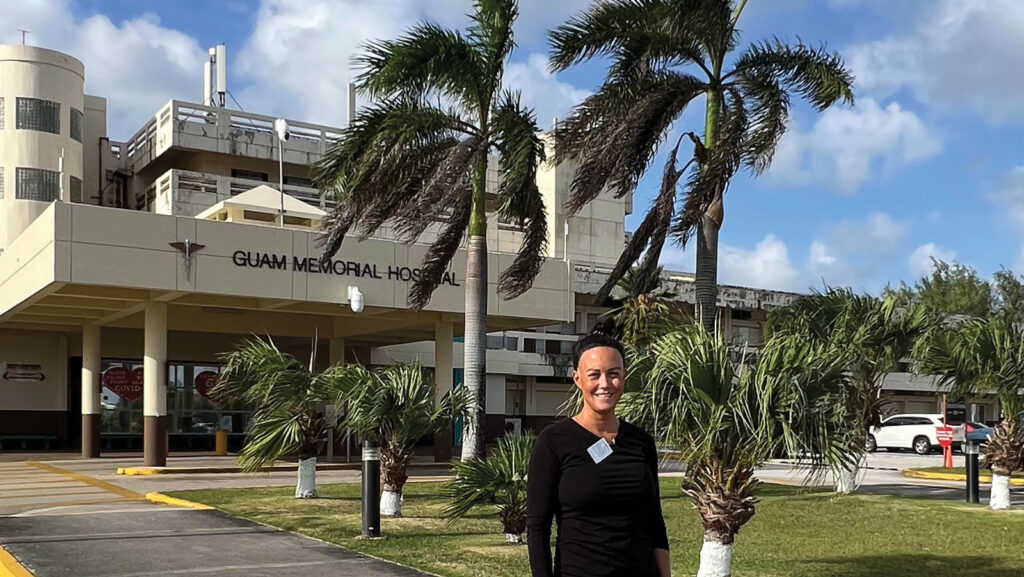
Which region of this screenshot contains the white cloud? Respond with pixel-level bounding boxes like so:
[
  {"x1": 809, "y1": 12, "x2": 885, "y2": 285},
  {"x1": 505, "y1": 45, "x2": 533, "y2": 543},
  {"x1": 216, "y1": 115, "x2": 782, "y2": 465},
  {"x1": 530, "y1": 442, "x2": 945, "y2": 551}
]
[
  {"x1": 660, "y1": 211, "x2": 908, "y2": 293},
  {"x1": 846, "y1": 0, "x2": 1024, "y2": 123},
  {"x1": 768, "y1": 98, "x2": 942, "y2": 193},
  {"x1": 235, "y1": 0, "x2": 588, "y2": 127},
  {"x1": 504, "y1": 54, "x2": 590, "y2": 131},
  {"x1": 2, "y1": 1, "x2": 207, "y2": 139},
  {"x1": 661, "y1": 234, "x2": 801, "y2": 292},
  {"x1": 908, "y1": 243, "x2": 957, "y2": 278},
  {"x1": 999, "y1": 166, "x2": 1024, "y2": 233},
  {"x1": 828, "y1": 212, "x2": 906, "y2": 256}
]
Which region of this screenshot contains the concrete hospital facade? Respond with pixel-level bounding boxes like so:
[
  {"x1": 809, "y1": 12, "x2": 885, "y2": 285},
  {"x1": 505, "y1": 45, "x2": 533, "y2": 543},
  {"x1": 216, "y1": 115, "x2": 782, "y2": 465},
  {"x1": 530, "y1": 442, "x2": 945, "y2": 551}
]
[{"x1": 0, "y1": 44, "x2": 981, "y2": 463}]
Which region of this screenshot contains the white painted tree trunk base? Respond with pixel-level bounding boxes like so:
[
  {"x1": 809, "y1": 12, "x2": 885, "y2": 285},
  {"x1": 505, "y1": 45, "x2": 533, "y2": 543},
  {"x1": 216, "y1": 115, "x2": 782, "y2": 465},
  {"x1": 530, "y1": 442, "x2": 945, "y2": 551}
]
[
  {"x1": 696, "y1": 539, "x2": 733, "y2": 577},
  {"x1": 381, "y1": 490, "x2": 403, "y2": 517},
  {"x1": 295, "y1": 457, "x2": 317, "y2": 499},
  {"x1": 504, "y1": 533, "x2": 522, "y2": 544},
  {"x1": 990, "y1": 474, "x2": 1011, "y2": 510},
  {"x1": 834, "y1": 462, "x2": 861, "y2": 494}
]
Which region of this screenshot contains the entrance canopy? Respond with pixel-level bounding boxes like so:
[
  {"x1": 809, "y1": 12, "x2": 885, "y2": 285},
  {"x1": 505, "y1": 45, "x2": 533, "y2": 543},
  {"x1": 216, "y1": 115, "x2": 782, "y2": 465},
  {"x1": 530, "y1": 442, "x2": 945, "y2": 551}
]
[{"x1": 0, "y1": 202, "x2": 574, "y2": 346}]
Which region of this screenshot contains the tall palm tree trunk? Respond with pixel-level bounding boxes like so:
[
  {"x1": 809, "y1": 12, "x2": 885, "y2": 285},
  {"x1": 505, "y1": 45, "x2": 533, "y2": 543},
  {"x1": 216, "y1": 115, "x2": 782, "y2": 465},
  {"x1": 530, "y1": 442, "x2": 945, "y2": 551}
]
[
  {"x1": 461, "y1": 155, "x2": 489, "y2": 461},
  {"x1": 696, "y1": 215, "x2": 720, "y2": 333},
  {"x1": 696, "y1": 88, "x2": 723, "y2": 333}
]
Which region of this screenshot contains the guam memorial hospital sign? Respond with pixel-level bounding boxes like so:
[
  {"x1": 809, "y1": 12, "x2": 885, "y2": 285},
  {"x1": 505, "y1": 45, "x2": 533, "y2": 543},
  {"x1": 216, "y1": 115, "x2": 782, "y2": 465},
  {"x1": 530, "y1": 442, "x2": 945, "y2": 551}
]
[{"x1": 231, "y1": 250, "x2": 461, "y2": 287}]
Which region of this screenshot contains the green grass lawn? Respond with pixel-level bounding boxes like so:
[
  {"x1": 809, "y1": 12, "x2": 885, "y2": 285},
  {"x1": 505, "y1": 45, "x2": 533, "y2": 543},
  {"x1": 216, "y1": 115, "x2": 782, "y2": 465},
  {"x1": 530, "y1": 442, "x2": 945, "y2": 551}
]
[
  {"x1": 171, "y1": 480, "x2": 1024, "y2": 577},
  {"x1": 910, "y1": 466, "x2": 1024, "y2": 479}
]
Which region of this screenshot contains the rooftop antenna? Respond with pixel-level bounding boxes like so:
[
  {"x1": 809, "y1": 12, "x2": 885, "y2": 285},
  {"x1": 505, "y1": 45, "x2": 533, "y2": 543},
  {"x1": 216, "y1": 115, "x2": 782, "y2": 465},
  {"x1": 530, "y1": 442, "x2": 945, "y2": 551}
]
[
  {"x1": 215, "y1": 44, "x2": 227, "y2": 107},
  {"x1": 203, "y1": 44, "x2": 228, "y2": 107},
  {"x1": 17, "y1": 29, "x2": 29, "y2": 45}
]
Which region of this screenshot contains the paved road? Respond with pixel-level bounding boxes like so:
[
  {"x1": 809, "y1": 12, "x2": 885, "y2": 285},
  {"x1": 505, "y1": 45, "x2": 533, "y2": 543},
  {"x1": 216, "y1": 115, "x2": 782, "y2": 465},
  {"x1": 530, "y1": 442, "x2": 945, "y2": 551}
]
[{"x1": 0, "y1": 460, "x2": 429, "y2": 577}]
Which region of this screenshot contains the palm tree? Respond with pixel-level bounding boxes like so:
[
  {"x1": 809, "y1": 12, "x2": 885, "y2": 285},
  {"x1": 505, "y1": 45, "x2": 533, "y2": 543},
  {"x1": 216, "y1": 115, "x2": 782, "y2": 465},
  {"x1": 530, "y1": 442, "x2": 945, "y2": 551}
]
[
  {"x1": 618, "y1": 325, "x2": 856, "y2": 577},
  {"x1": 548, "y1": 0, "x2": 854, "y2": 331},
  {"x1": 312, "y1": 0, "x2": 548, "y2": 461},
  {"x1": 338, "y1": 362, "x2": 466, "y2": 516},
  {"x1": 915, "y1": 316, "x2": 1024, "y2": 510},
  {"x1": 610, "y1": 266, "x2": 689, "y2": 349},
  {"x1": 213, "y1": 337, "x2": 348, "y2": 499},
  {"x1": 764, "y1": 289, "x2": 933, "y2": 493},
  {"x1": 443, "y1": 433, "x2": 533, "y2": 543}
]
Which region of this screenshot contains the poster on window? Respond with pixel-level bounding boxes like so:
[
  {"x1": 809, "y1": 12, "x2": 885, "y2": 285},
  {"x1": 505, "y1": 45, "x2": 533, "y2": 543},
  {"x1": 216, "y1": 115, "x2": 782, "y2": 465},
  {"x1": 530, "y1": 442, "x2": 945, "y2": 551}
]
[
  {"x1": 194, "y1": 370, "x2": 220, "y2": 402},
  {"x1": 101, "y1": 364, "x2": 144, "y2": 403}
]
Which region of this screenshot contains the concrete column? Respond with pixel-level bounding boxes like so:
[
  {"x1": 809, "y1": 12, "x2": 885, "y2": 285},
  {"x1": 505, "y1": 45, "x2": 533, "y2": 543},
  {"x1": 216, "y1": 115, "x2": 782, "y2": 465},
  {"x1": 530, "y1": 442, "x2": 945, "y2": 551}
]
[
  {"x1": 433, "y1": 321, "x2": 454, "y2": 463},
  {"x1": 143, "y1": 302, "x2": 168, "y2": 467},
  {"x1": 81, "y1": 325, "x2": 101, "y2": 458},
  {"x1": 329, "y1": 338, "x2": 346, "y2": 365}
]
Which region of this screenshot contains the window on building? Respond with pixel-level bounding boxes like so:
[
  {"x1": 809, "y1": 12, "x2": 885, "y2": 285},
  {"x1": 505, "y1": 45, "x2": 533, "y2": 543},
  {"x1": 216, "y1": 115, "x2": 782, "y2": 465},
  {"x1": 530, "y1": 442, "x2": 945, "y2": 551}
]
[
  {"x1": 731, "y1": 309, "x2": 753, "y2": 321},
  {"x1": 231, "y1": 169, "x2": 269, "y2": 182},
  {"x1": 283, "y1": 175, "x2": 313, "y2": 188},
  {"x1": 16, "y1": 167, "x2": 60, "y2": 201},
  {"x1": 70, "y1": 176, "x2": 83, "y2": 203},
  {"x1": 70, "y1": 107, "x2": 83, "y2": 142},
  {"x1": 16, "y1": 97, "x2": 60, "y2": 134}
]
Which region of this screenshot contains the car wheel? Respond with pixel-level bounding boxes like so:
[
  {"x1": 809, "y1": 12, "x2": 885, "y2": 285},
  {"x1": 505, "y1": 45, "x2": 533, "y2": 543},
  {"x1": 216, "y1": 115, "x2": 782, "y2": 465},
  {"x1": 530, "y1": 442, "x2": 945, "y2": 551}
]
[
  {"x1": 865, "y1": 435, "x2": 877, "y2": 453},
  {"x1": 913, "y1": 436, "x2": 931, "y2": 455}
]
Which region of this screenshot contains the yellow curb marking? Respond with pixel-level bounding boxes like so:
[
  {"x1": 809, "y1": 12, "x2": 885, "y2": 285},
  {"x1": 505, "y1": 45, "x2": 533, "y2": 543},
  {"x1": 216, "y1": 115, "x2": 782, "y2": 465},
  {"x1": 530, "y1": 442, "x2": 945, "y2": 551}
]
[
  {"x1": 144, "y1": 492, "x2": 214, "y2": 510},
  {"x1": 902, "y1": 469, "x2": 1024, "y2": 486},
  {"x1": 25, "y1": 462, "x2": 145, "y2": 500},
  {"x1": 0, "y1": 544, "x2": 34, "y2": 577},
  {"x1": 116, "y1": 467, "x2": 163, "y2": 476}
]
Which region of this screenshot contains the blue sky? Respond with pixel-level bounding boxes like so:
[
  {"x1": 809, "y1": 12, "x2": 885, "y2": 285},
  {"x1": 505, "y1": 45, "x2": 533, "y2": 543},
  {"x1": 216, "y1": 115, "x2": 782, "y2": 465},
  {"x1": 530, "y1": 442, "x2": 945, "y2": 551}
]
[{"x1": 5, "y1": 0, "x2": 1024, "y2": 294}]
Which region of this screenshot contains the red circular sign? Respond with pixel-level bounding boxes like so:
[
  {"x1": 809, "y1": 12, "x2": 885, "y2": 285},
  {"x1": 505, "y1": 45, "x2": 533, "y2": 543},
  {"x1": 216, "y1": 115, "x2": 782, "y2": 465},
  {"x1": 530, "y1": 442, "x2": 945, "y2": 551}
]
[
  {"x1": 194, "y1": 371, "x2": 219, "y2": 401},
  {"x1": 102, "y1": 366, "x2": 144, "y2": 402},
  {"x1": 936, "y1": 426, "x2": 955, "y2": 447}
]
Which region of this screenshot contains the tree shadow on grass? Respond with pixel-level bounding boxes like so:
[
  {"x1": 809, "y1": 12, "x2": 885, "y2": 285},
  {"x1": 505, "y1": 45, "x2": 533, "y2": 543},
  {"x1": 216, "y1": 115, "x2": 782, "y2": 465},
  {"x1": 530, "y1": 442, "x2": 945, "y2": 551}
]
[{"x1": 806, "y1": 554, "x2": 1023, "y2": 577}]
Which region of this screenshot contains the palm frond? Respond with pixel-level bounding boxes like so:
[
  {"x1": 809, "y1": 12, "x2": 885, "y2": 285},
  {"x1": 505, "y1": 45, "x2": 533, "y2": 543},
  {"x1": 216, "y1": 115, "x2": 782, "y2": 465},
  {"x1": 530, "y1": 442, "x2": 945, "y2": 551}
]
[
  {"x1": 593, "y1": 134, "x2": 690, "y2": 304},
  {"x1": 443, "y1": 434, "x2": 533, "y2": 529},
  {"x1": 408, "y1": 188, "x2": 473, "y2": 309},
  {"x1": 237, "y1": 410, "x2": 307, "y2": 472},
  {"x1": 469, "y1": 0, "x2": 518, "y2": 80},
  {"x1": 556, "y1": 70, "x2": 706, "y2": 214},
  {"x1": 392, "y1": 135, "x2": 484, "y2": 243},
  {"x1": 312, "y1": 99, "x2": 469, "y2": 260},
  {"x1": 492, "y1": 91, "x2": 548, "y2": 298},
  {"x1": 730, "y1": 38, "x2": 855, "y2": 110},
  {"x1": 355, "y1": 23, "x2": 485, "y2": 104}
]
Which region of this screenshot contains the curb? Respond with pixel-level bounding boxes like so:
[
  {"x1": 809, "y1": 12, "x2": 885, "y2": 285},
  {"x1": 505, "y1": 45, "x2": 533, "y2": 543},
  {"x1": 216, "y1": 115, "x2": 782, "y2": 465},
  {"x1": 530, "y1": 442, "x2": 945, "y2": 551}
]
[
  {"x1": 117, "y1": 461, "x2": 449, "y2": 476},
  {"x1": 0, "y1": 544, "x2": 34, "y2": 577},
  {"x1": 145, "y1": 492, "x2": 215, "y2": 510},
  {"x1": 902, "y1": 469, "x2": 1024, "y2": 486}
]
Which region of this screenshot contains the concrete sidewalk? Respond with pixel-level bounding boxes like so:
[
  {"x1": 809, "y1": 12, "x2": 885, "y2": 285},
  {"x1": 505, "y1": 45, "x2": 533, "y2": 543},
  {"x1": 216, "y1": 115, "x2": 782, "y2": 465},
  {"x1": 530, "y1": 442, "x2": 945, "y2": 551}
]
[
  {"x1": 1, "y1": 509, "x2": 428, "y2": 577},
  {"x1": 0, "y1": 460, "x2": 430, "y2": 577}
]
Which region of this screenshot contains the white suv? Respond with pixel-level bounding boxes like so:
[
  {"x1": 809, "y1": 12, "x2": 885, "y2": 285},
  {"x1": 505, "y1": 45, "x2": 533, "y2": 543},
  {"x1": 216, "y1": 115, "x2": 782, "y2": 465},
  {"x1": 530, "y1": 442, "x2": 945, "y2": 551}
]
[{"x1": 866, "y1": 414, "x2": 964, "y2": 455}]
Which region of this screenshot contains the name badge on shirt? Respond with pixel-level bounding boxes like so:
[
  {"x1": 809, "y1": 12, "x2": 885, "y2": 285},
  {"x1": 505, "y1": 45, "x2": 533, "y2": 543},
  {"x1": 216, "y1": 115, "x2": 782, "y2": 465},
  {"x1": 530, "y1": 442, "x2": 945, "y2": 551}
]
[{"x1": 587, "y1": 438, "x2": 614, "y2": 464}]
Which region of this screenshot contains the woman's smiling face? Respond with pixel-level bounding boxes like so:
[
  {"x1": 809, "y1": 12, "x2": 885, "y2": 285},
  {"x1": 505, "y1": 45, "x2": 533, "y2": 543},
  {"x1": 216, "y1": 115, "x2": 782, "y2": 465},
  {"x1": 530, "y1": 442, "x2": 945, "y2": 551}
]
[{"x1": 573, "y1": 346, "x2": 626, "y2": 415}]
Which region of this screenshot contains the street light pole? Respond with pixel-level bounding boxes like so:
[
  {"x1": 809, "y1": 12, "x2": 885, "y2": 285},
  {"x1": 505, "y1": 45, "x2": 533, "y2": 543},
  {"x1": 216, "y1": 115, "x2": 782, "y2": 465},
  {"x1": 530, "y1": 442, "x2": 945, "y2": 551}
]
[{"x1": 273, "y1": 118, "x2": 290, "y2": 228}]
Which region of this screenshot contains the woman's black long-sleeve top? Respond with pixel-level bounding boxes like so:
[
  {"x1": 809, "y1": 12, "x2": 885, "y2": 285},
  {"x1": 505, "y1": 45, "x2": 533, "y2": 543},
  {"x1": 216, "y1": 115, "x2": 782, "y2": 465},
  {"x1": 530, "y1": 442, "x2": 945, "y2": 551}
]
[{"x1": 526, "y1": 418, "x2": 669, "y2": 577}]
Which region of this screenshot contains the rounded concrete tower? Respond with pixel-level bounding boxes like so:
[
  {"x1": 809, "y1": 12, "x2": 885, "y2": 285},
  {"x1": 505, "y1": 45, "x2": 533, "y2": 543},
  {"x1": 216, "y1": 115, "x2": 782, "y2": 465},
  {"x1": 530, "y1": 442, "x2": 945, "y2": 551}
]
[{"x1": 0, "y1": 45, "x2": 84, "y2": 251}]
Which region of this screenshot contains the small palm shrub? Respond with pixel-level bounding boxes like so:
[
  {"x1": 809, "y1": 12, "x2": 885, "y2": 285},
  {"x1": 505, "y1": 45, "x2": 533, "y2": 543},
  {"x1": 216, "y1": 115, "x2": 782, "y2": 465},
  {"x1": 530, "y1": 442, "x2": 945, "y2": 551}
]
[{"x1": 443, "y1": 434, "x2": 533, "y2": 544}]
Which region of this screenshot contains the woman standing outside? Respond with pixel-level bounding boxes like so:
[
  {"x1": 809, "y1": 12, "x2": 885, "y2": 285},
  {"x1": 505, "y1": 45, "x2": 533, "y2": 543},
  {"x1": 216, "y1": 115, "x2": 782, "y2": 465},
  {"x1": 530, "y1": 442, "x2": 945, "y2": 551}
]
[{"x1": 527, "y1": 327, "x2": 670, "y2": 577}]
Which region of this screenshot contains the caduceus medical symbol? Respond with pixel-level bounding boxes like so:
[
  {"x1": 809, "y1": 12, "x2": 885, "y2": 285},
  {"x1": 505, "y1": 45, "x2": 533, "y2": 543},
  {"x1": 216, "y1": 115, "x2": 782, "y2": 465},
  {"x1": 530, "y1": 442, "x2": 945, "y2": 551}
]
[{"x1": 169, "y1": 239, "x2": 205, "y2": 281}]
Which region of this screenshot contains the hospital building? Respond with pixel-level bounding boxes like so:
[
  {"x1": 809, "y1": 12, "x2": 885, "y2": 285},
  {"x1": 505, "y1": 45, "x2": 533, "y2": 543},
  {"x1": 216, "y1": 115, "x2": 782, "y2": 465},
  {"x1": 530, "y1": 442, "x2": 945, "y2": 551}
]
[{"x1": 0, "y1": 43, "x2": 974, "y2": 465}]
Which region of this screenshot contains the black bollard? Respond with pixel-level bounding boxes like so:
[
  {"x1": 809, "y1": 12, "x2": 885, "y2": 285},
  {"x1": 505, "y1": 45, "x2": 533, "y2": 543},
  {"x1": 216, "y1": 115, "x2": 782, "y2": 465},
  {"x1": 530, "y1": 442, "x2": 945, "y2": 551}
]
[
  {"x1": 965, "y1": 440, "x2": 980, "y2": 504},
  {"x1": 361, "y1": 439, "x2": 381, "y2": 537}
]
